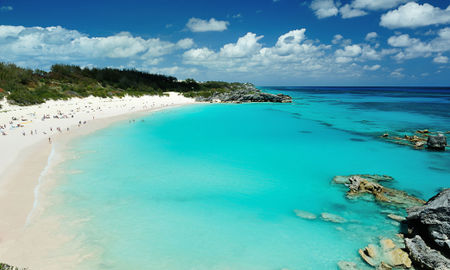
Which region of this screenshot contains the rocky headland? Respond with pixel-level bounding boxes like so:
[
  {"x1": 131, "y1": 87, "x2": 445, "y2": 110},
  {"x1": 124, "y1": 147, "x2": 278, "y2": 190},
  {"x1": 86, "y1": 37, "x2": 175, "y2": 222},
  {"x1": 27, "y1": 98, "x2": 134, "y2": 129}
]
[{"x1": 194, "y1": 84, "x2": 292, "y2": 103}]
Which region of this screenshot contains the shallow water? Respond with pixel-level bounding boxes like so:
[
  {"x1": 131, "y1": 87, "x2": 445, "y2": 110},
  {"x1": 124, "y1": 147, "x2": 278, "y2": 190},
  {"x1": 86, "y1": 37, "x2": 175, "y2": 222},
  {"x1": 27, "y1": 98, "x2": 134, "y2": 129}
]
[{"x1": 47, "y1": 87, "x2": 449, "y2": 269}]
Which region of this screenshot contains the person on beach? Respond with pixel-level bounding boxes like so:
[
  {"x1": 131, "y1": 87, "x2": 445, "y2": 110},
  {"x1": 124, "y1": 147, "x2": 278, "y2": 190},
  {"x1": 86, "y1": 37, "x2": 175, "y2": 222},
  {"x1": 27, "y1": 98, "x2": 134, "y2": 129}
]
[{"x1": 48, "y1": 137, "x2": 52, "y2": 144}]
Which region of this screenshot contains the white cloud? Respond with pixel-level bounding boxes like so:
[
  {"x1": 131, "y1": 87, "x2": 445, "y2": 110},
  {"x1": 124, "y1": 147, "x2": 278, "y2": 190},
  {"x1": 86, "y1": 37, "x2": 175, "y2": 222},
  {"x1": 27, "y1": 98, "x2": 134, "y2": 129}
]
[
  {"x1": 310, "y1": 0, "x2": 338, "y2": 19},
  {"x1": 220, "y1": 33, "x2": 263, "y2": 58},
  {"x1": 433, "y1": 55, "x2": 448, "y2": 63},
  {"x1": 365, "y1": 32, "x2": 377, "y2": 41},
  {"x1": 390, "y1": 68, "x2": 404, "y2": 77},
  {"x1": 177, "y1": 38, "x2": 194, "y2": 49},
  {"x1": 352, "y1": 0, "x2": 408, "y2": 11},
  {"x1": 332, "y1": 34, "x2": 343, "y2": 44},
  {"x1": 380, "y1": 3, "x2": 450, "y2": 29},
  {"x1": 0, "y1": 6, "x2": 13, "y2": 12},
  {"x1": 335, "y1": 45, "x2": 362, "y2": 57},
  {"x1": 0, "y1": 25, "x2": 192, "y2": 70},
  {"x1": 363, "y1": 64, "x2": 381, "y2": 71},
  {"x1": 186, "y1": 18, "x2": 229, "y2": 32},
  {"x1": 184, "y1": 29, "x2": 339, "y2": 77},
  {"x1": 339, "y1": 4, "x2": 367, "y2": 19},
  {"x1": 387, "y1": 28, "x2": 450, "y2": 61}
]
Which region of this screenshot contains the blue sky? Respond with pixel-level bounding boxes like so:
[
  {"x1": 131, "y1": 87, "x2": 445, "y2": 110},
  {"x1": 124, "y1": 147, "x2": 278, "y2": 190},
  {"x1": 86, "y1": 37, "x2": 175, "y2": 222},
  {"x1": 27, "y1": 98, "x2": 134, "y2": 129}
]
[{"x1": 0, "y1": 0, "x2": 449, "y2": 86}]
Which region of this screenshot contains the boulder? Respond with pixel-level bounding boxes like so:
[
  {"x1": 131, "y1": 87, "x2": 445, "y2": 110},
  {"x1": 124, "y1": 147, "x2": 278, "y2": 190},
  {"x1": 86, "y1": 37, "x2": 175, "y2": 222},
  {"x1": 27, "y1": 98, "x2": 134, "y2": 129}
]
[
  {"x1": 406, "y1": 188, "x2": 450, "y2": 254},
  {"x1": 405, "y1": 235, "x2": 450, "y2": 270},
  {"x1": 426, "y1": 134, "x2": 447, "y2": 151},
  {"x1": 404, "y1": 189, "x2": 450, "y2": 269}
]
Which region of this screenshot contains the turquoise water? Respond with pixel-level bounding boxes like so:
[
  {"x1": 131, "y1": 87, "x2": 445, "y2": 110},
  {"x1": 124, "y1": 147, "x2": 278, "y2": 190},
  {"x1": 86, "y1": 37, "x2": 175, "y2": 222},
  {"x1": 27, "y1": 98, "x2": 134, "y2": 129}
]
[{"x1": 48, "y1": 87, "x2": 449, "y2": 269}]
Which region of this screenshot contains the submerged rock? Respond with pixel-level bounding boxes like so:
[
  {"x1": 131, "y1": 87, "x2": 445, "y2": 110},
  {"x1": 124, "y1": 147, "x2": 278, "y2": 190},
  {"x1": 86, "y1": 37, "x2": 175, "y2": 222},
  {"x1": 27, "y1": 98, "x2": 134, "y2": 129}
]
[
  {"x1": 387, "y1": 214, "x2": 406, "y2": 222},
  {"x1": 427, "y1": 134, "x2": 447, "y2": 151},
  {"x1": 293, "y1": 209, "x2": 317, "y2": 220},
  {"x1": 337, "y1": 261, "x2": 360, "y2": 270},
  {"x1": 404, "y1": 189, "x2": 450, "y2": 269},
  {"x1": 321, "y1": 212, "x2": 347, "y2": 223},
  {"x1": 333, "y1": 174, "x2": 425, "y2": 209}
]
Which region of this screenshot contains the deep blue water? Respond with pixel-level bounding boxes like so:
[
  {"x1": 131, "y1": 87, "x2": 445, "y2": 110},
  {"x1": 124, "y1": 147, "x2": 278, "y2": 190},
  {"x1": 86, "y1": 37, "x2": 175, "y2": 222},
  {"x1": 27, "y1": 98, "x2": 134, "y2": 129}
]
[{"x1": 45, "y1": 87, "x2": 449, "y2": 269}]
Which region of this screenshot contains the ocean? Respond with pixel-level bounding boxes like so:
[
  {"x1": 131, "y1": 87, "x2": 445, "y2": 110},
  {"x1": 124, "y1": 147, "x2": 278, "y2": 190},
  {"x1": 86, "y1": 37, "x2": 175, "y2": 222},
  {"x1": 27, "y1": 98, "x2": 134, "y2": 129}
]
[{"x1": 45, "y1": 87, "x2": 449, "y2": 269}]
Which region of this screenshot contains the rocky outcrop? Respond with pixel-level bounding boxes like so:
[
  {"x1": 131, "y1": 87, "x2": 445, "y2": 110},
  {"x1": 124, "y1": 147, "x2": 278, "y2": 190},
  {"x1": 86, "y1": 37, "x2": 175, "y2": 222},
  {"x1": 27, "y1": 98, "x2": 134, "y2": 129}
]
[
  {"x1": 427, "y1": 134, "x2": 447, "y2": 151},
  {"x1": 333, "y1": 174, "x2": 425, "y2": 209},
  {"x1": 404, "y1": 189, "x2": 450, "y2": 269},
  {"x1": 405, "y1": 236, "x2": 450, "y2": 270},
  {"x1": 381, "y1": 130, "x2": 448, "y2": 151},
  {"x1": 195, "y1": 85, "x2": 292, "y2": 103}
]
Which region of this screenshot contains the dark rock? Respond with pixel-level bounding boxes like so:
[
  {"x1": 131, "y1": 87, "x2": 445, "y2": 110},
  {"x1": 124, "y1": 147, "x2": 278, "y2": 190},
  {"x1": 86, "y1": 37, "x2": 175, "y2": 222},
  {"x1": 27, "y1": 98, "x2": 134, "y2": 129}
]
[
  {"x1": 405, "y1": 235, "x2": 450, "y2": 270},
  {"x1": 406, "y1": 188, "x2": 450, "y2": 254},
  {"x1": 427, "y1": 134, "x2": 447, "y2": 151}
]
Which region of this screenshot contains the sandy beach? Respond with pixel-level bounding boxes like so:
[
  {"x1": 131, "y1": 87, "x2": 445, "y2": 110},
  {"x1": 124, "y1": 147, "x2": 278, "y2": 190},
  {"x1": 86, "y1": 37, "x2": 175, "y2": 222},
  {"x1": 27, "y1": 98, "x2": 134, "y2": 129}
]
[{"x1": 0, "y1": 93, "x2": 196, "y2": 269}]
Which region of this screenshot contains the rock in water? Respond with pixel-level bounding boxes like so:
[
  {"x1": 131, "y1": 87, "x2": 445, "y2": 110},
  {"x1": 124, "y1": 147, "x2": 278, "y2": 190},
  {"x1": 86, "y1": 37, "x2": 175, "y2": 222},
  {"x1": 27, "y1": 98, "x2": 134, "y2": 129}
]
[
  {"x1": 405, "y1": 236, "x2": 450, "y2": 270},
  {"x1": 406, "y1": 188, "x2": 450, "y2": 255},
  {"x1": 293, "y1": 209, "x2": 317, "y2": 220},
  {"x1": 337, "y1": 261, "x2": 359, "y2": 270},
  {"x1": 321, "y1": 212, "x2": 347, "y2": 223},
  {"x1": 427, "y1": 134, "x2": 447, "y2": 151},
  {"x1": 332, "y1": 174, "x2": 425, "y2": 209},
  {"x1": 404, "y1": 189, "x2": 450, "y2": 269}
]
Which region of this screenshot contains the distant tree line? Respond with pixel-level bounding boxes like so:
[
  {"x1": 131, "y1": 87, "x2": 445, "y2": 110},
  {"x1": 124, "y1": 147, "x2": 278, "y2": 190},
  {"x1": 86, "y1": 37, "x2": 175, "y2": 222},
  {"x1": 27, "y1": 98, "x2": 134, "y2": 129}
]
[{"x1": 0, "y1": 63, "x2": 247, "y2": 105}]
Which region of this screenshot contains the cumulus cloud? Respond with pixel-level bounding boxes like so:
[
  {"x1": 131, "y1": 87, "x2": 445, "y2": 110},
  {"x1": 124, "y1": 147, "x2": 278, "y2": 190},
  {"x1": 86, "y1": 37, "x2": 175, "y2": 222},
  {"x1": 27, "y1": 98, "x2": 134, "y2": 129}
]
[
  {"x1": 186, "y1": 18, "x2": 229, "y2": 32},
  {"x1": 365, "y1": 32, "x2": 377, "y2": 41},
  {"x1": 184, "y1": 28, "x2": 339, "y2": 76},
  {"x1": 380, "y1": 3, "x2": 450, "y2": 29},
  {"x1": 352, "y1": 0, "x2": 408, "y2": 11},
  {"x1": 339, "y1": 4, "x2": 367, "y2": 19},
  {"x1": 363, "y1": 64, "x2": 381, "y2": 71},
  {"x1": 0, "y1": 25, "x2": 193, "y2": 70},
  {"x1": 310, "y1": 0, "x2": 338, "y2": 19},
  {"x1": 433, "y1": 55, "x2": 448, "y2": 63},
  {"x1": 387, "y1": 28, "x2": 450, "y2": 62},
  {"x1": 176, "y1": 38, "x2": 195, "y2": 49},
  {"x1": 311, "y1": 0, "x2": 409, "y2": 19}
]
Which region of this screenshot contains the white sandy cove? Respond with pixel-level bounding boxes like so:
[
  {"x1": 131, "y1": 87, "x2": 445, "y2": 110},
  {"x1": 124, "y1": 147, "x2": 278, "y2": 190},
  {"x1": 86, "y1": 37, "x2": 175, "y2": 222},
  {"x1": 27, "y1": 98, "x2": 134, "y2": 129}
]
[{"x1": 0, "y1": 92, "x2": 196, "y2": 269}]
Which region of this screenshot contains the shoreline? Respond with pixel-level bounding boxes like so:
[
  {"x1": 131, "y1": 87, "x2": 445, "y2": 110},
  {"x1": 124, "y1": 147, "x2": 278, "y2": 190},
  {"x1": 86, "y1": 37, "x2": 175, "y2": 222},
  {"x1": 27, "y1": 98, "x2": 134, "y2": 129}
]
[{"x1": 0, "y1": 93, "x2": 197, "y2": 269}]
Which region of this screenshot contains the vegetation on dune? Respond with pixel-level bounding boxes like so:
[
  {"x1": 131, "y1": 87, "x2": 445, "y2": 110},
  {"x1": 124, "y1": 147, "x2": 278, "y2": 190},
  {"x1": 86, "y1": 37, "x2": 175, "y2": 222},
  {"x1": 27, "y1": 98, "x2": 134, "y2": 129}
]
[{"x1": 0, "y1": 63, "x2": 251, "y2": 106}]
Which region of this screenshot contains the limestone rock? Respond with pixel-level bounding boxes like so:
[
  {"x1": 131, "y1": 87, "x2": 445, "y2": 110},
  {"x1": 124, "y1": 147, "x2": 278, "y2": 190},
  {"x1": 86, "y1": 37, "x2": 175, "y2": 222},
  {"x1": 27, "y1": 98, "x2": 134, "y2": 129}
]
[
  {"x1": 386, "y1": 248, "x2": 412, "y2": 268},
  {"x1": 333, "y1": 174, "x2": 425, "y2": 209},
  {"x1": 427, "y1": 134, "x2": 447, "y2": 151},
  {"x1": 380, "y1": 239, "x2": 396, "y2": 251},
  {"x1": 359, "y1": 246, "x2": 377, "y2": 266}
]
